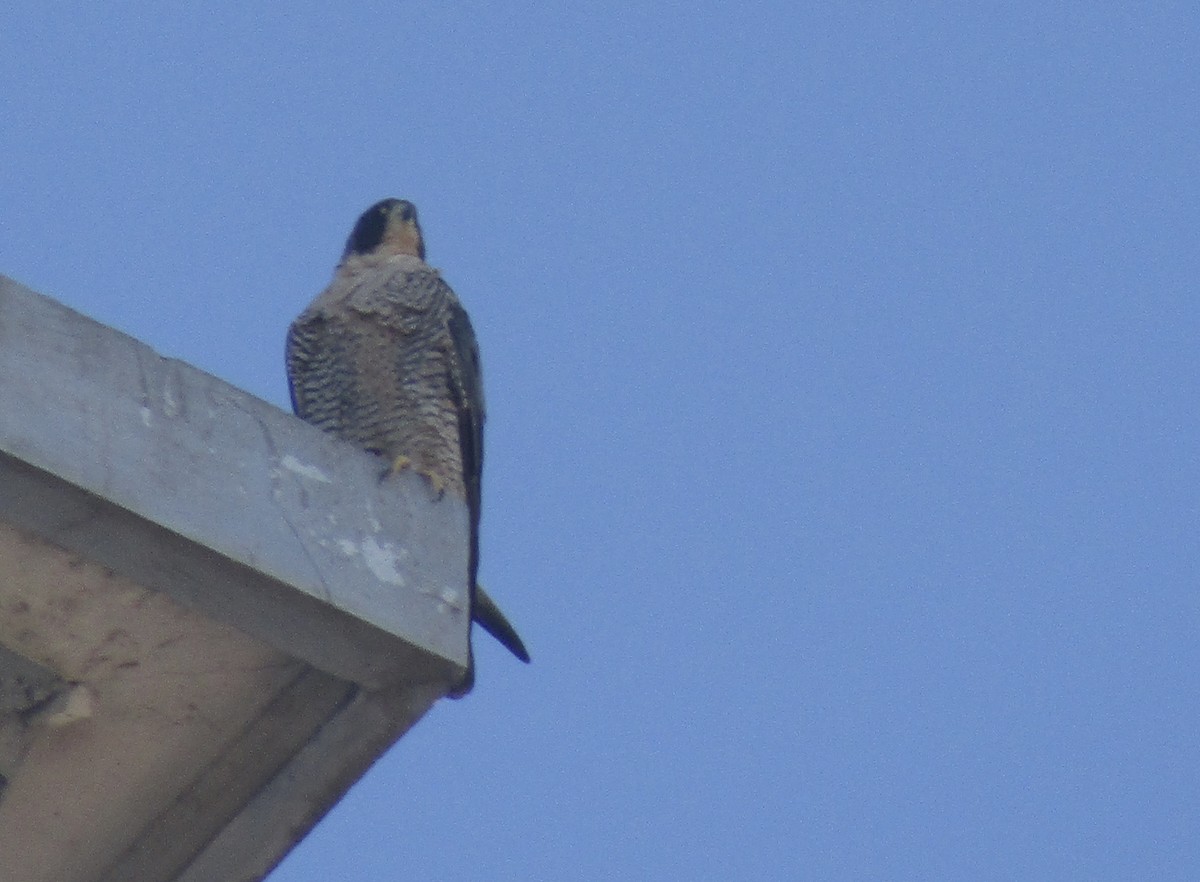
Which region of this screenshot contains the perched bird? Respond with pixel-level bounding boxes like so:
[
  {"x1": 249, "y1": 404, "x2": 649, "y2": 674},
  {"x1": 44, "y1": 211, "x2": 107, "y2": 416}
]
[{"x1": 286, "y1": 198, "x2": 528, "y2": 696}]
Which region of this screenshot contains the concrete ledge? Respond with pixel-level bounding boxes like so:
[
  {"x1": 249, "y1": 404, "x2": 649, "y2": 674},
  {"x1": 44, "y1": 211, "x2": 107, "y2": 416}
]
[{"x1": 0, "y1": 275, "x2": 471, "y2": 881}]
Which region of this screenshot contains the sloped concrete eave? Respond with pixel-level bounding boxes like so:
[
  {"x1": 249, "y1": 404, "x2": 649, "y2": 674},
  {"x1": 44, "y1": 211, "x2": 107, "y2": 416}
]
[{"x1": 0, "y1": 274, "x2": 470, "y2": 882}]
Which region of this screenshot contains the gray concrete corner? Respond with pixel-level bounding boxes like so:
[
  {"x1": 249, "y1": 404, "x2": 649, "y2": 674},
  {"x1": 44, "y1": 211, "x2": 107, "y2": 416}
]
[{"x1": 0, "y1": 275, "x2": 471, "y2": 882}]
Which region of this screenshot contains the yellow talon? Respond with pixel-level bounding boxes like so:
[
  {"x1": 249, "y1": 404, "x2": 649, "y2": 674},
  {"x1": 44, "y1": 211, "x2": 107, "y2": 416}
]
[
  {"x1": 378, "y1": 454, "x2": 445, "y2": 498},
  {"x1": 378, "y1": 454, "x2": 410, "y2": 484}
]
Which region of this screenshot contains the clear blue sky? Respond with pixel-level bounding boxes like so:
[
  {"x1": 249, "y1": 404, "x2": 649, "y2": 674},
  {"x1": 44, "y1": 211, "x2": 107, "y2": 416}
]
[{"x1": 3, "y1": 4, "x2": 1198, "y2": 879}]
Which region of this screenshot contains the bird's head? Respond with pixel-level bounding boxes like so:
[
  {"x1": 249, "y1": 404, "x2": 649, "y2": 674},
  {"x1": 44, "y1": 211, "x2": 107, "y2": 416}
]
[{"x1": 341, "y1": 198, "x2": 426, "y2": 261}]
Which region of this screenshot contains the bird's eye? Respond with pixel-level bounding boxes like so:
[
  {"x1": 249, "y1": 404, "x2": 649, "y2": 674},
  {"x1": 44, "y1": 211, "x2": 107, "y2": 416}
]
[{"x1": 399, "y1": 203, "x2": 415, "y2": 222}]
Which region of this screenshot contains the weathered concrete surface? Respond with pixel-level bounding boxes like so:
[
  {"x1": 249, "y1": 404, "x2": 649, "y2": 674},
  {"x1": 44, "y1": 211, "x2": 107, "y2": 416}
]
[{"x1": 0, "y1": 275, "x2": 471, "y2": 882}]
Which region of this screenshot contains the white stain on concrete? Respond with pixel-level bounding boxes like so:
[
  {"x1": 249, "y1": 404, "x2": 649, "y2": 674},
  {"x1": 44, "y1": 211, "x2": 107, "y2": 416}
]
[
  {"x1": 360, "y1": 536, "x2": 406, "y2": 587},
  {"x1": 438, "y1": 584, "x2": 467, "y2": 611},
  {"x1": 279, "y1": 454, "x2": 332, "y2": 483}
]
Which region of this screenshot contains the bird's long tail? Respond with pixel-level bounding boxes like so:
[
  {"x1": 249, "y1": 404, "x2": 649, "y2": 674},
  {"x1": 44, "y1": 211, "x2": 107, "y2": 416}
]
[{"x1": 473, "y1": 584, "x2": 531, "y2": 663}]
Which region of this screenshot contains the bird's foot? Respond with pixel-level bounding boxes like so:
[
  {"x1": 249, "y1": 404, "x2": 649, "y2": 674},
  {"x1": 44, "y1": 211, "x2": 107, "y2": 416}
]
[
  {"x1": 377, "y1": 453, "x2": 412, "y2": 484},
  {"x1": 418, "y1": 467, "x2": 447, "y2": 498},
  {"x1": 378, "y1": 454, "x2": 446, "y2": 498}
]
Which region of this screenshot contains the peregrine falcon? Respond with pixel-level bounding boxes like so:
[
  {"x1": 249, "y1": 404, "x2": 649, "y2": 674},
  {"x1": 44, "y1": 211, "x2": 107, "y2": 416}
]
[{"x1": 286, "y1": 198, "x2": 528, "y2": 696}]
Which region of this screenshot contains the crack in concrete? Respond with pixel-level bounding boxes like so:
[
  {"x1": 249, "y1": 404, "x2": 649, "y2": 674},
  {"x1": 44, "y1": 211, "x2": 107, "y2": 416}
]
[{"x1": 229, "y1": 399, "x2": 333, "y2": 603}]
